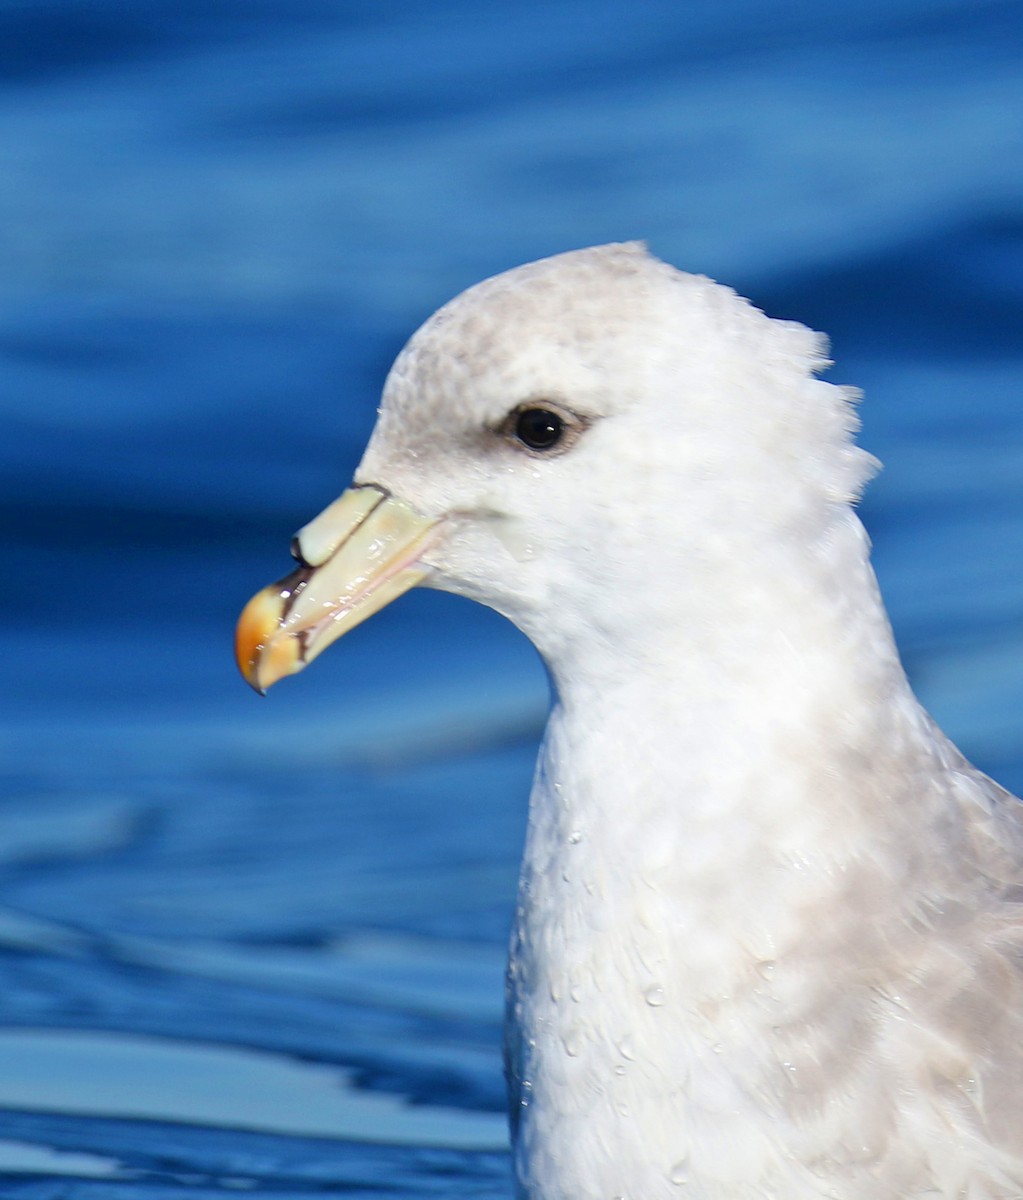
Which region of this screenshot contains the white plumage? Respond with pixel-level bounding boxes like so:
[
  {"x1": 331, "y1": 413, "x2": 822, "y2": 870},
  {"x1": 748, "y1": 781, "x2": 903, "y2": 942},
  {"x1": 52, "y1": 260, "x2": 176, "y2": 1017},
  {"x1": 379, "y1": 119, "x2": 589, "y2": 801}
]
[{"x1": 239, "y1": 243, "x2": 1023, "y2": 1199}]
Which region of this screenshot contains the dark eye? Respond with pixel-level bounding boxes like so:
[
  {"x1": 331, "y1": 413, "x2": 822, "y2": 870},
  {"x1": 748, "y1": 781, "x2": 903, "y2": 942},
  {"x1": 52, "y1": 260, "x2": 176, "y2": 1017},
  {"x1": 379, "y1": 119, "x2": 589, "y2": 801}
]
[{"x1": 514, "y1": 407, "x2": 565, "y2": 451}]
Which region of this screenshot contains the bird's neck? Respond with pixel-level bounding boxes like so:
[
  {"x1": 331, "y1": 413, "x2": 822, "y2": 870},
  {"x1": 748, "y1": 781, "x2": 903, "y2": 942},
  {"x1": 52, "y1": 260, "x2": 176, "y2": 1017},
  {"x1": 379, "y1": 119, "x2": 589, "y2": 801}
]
[
  {"x1": 525, "y1": 508, "x2": 940, "y2": 973},
  {"x1": 550, "y1": 506, "x2": 913, "y2": 754}
]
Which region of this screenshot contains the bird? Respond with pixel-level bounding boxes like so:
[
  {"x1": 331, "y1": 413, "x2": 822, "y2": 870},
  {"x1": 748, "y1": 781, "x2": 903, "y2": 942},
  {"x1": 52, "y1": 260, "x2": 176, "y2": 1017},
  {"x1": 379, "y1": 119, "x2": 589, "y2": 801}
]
[{"x1": 235, "y1": 243, "x2": 1023, "y2": 1200}]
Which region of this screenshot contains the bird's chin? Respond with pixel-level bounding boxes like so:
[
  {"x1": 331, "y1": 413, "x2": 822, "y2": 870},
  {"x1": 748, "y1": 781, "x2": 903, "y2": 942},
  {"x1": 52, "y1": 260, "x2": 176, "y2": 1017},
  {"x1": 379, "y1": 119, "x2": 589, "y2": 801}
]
[{"x1": 418, "y1": 565, "x2": 549, "y2": 643}]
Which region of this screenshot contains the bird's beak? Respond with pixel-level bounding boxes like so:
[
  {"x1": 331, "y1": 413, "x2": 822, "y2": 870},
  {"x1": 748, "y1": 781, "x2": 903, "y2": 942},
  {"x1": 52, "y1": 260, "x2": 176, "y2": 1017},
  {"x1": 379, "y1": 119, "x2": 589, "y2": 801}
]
[{"x1": 235, "y1": 484, "x2": 441, "y2": 693}]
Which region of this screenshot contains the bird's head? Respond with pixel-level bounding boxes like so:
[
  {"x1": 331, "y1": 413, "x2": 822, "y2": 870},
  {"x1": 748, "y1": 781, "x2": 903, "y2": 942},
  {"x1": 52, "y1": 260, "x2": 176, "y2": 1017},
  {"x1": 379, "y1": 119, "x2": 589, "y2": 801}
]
[{"x1": 236, "y1": 243, "x2": 875, "y2": 692}]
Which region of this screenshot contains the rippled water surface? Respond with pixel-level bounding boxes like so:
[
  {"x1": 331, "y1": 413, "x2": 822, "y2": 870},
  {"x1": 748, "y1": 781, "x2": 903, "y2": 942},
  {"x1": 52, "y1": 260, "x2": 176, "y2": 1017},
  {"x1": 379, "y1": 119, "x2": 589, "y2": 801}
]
[{"x1": 4, "y1": 1, "x2": 1023, "y2": 1194}]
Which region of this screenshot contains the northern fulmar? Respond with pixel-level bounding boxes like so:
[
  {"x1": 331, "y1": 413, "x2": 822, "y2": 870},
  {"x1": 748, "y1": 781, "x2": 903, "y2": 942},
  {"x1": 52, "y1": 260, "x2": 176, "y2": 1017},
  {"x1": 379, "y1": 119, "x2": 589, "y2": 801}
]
[{"x1": 236, "y1": 243, "x2": 1023, "y2": 1200}]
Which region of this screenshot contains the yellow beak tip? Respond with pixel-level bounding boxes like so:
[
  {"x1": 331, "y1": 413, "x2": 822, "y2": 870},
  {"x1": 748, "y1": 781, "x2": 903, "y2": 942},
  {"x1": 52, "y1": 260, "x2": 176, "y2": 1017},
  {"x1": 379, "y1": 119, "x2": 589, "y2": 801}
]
[
  {"x1": 235, "y1": 485, "x2": 439, "y2": 695},
  {"x1": 235, "y1": 586, "x2": 288, "y2": 693}
]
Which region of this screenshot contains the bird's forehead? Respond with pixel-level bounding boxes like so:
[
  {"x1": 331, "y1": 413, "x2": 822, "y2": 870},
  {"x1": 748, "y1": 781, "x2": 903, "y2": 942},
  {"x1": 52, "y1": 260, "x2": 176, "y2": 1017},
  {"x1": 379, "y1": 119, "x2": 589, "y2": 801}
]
[
  {"x1": 380, "y1": 244, "x2": 689, "y2": 428},
  {"x1": 385, "y1": 304, "x2": 606, "y2": 423}
]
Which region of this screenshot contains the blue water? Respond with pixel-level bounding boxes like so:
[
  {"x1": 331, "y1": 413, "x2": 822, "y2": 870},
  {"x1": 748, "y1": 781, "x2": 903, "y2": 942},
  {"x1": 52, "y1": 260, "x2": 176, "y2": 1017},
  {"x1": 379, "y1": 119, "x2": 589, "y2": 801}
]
[{"x1": 3, "y1": 1, "x2": 1023, "y2": 1193}]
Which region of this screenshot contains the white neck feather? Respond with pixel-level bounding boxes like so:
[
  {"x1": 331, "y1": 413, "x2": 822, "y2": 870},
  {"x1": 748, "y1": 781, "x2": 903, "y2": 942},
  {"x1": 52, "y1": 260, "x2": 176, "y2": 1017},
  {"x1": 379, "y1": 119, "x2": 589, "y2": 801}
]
[{"x1": 506, "y1": 504, "x2": 958, "y2": 1199}]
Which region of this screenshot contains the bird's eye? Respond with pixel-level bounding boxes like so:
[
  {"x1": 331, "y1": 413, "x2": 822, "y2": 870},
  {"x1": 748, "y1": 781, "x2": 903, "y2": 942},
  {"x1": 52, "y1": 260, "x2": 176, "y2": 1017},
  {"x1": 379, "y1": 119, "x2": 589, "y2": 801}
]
[
  {"x1": 499, "y1": 401, "x2": 587, "y2": 456},
  {"x1": 514, "y1": 407, "x2": 566, "y2": 451}
]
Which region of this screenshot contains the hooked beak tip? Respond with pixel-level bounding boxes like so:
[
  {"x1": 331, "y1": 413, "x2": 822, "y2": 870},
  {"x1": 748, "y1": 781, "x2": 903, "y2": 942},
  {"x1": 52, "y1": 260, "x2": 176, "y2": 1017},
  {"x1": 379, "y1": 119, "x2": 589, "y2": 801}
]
[
  {"x1": 235, "y1": 485, "x2": 440, "y2": 694},
  {"x1": 235, "y1": 584, "x2": 287, "y2": 693}
]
